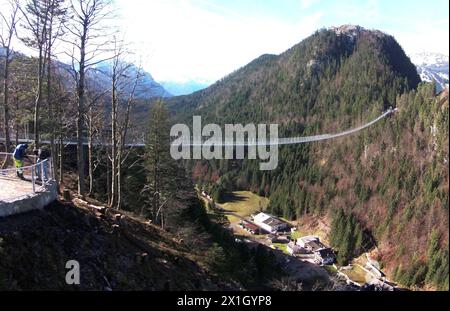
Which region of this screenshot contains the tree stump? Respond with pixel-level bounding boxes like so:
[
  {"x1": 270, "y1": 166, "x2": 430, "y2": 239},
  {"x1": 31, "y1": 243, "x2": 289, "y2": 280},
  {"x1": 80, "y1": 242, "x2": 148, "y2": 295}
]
[{"x1": 63, "y1": 189, "x2": 71, "y2": 201}]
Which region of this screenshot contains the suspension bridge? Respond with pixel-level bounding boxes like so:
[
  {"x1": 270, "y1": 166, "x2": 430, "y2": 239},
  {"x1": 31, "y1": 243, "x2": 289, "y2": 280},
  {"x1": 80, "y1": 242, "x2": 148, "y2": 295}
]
[{"x1": 0, "y1": 107, "x2": 395, "y2": 217}]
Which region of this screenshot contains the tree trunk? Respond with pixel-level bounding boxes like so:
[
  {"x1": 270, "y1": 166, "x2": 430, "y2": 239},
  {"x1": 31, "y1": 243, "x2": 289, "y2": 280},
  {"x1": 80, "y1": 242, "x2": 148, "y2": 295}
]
[
  {"x1": 47, "y1": 28, "x2": 56, "y2": 180},
  {"x1": 1, "y1": 47, "x2": 11, "y2": 168},
  {"x1": 34, "y1": 46, "x2": 45, "y2": 148},
  {"x1": 57, "y1": 90, "x2": 63, "y2": 185},
  {"x1": 117, "y1": 151, "x2": 122, "y2": 210},
  {"x1": 107, "y1": 150, "x2": 111, "y2": 205},
  {"x1": 59, "y1": 133, "x2": 63, "y2": 184},
  {"x1": 110, "y1": 72, "x2": 118, "y2": 208},
  {"x1": 88, "y1": 106, "x2": 94, "y2": 195},
  {"x1": 14, "y1": 98, "x2": 19, "y2": 146},
  {"x1": 76, "y1": 32, "x2": 87, "y2": 197}
]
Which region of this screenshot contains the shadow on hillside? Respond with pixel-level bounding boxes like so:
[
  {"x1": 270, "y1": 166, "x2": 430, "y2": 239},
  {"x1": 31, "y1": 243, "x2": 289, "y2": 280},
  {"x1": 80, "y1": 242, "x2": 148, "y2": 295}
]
[{"x1": 221, "y1": 192, "x2": 247, "y2": 204}]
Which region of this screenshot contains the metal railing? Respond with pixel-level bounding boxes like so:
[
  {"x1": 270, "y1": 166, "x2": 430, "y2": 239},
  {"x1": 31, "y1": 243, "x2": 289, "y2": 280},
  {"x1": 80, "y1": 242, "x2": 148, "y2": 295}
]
[{"x1": 0, "y1": 152, "x2": 55, "y2": 201}]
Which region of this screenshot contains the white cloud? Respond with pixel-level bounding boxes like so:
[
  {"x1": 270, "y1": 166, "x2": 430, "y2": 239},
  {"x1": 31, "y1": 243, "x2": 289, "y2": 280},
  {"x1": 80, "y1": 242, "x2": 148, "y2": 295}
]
[
  {"x1": 300, "y1": 0, "x2": 319, "y2": 9},
  {"x1": 387, "y1": 18, "x2": 449, "y2": 56},
  {"x1": 5, "y1": 0, "x2": 447, "y2": 84},
  {"x1": 115, "y1": 0, "x2": 322, "y2": 83}
]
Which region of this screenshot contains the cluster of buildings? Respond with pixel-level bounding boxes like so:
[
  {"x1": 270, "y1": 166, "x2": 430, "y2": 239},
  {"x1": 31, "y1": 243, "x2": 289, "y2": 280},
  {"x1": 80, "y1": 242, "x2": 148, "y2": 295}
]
[
  {"x1": 240, "y1": 212, "x2": 336, "y2": 265},
  {"x1": 199, "y1": 190, "x2": 336, "y2": 266}
]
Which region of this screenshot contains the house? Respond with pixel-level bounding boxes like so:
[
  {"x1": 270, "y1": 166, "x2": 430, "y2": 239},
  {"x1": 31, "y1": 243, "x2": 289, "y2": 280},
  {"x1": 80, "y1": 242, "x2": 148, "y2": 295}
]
[
  {"x1": 241, "y1": 220, "x2": 260, "y2": 235},
  {"x1": 314, "y1": 248, "x2": 335, "y2": 265},
  {"x1": 297, "y1": 235, "x2": 336, "y2": 265},
  {"x1": 297, "y1": 236, "x2": 321, "y2": 249},
  {"x1": 253, "y1": 212, "x2": 289, "y2": 233},
  {"x1": 287, "y1": 241, "x2": 306, "y2": 255}
]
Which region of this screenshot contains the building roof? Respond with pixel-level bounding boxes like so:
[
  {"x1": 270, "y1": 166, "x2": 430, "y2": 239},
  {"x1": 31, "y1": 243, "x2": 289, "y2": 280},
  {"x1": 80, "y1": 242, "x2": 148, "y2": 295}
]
[
  {"x1": 253, "y1": 212, "x2": 271, "y2": 223},
  {"x1": 262, "y1": 217, "x2": 285, "y2": 227},
  {"x1": 307, "y1": 240, "x2": 325, "y2": 252},
  {"x1": 316, "y1": 248, "x2": 335, "y2": 258},
  {"x1": 254, "y1": 212, "x2": 287, "y2": 228},
  {"x1": 298, "y1": 235, "x2": 319, "y2": 244}
]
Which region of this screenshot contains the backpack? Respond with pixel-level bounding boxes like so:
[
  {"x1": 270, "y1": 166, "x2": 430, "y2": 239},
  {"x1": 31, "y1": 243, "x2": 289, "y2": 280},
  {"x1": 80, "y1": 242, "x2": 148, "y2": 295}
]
[{"x1": 13, "y1": 144, "x2": 26, "y2": 160}]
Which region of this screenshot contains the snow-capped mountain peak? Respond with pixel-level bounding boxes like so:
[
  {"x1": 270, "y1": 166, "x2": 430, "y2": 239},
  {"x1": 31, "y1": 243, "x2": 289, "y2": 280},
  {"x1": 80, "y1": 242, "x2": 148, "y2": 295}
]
[
  {"x1": 410, "y1": 52, "x2": 449, "y2": 91},
  {"x1": 410, "y1": 52, "x2": 448, "y2": 67}
]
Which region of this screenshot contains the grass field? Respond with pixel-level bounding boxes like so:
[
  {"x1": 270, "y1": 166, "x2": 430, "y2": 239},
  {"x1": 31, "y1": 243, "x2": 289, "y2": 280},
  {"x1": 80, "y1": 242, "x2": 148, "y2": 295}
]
[
  {"x1": 219, "y1": 191, "x2": 269, "y2": 218},
  {"x1": 272, "y1": 243, "x2": 289, "y2": 254}
]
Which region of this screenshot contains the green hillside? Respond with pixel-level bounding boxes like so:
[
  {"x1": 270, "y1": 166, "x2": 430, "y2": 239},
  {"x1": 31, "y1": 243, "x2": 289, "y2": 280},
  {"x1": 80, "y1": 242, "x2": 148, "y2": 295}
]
[{"x1": 170, "y1": 26, "x2": 448, "y2": 290}]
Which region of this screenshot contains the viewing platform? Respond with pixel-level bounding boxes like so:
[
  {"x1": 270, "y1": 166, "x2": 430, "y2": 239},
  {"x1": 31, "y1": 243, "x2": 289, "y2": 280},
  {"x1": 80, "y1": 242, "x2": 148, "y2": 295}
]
[{"x1": 0, "y1": 153, "x2": 57, "y2": 218}]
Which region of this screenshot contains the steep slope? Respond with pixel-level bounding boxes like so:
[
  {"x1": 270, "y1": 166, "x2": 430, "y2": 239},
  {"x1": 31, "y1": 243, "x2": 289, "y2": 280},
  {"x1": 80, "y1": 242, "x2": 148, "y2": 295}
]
[
  {"x1": 0, "y1": 199, "x2": 239, "y2": 290},
  {"x1": 168, "y1": 26, "x2": 448, "y2": 290}
]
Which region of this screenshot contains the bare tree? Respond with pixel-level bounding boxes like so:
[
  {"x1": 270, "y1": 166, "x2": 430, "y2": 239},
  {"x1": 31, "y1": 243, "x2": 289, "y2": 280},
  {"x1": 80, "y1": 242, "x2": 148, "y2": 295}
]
[
  {"x1": 45, "y1": 0, "x2": 67, "y2": 180},
  {"x1": 108, "y1": 39, "x2": 142, "y2": 208},
  {"x1": 116, "y1": 60, "x2": 141, "y2": 209},
  {"x1": 0, "y1": 0, "x2": 20, "y2": 165},
  {"x1": 85, "y1": 83, "x2": 107, "y2": 195},
  {"x1": 64, "y1": 0, "x2": 114, "y2": 196},
  {"x1": 19, "y1": 0, "x2": 52, "y2": 148}
]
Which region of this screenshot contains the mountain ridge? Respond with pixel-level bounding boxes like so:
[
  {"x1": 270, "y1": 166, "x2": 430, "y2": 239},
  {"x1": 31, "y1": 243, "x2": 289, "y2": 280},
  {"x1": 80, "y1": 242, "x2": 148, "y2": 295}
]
[
  {"x1": 0, "y1": 47, "x2": 172, "y2": 100},
  {"x1": 167, "y1": 25, "x2": 448, "y2": 290},
  {"x1": 167, "y1": 25, "x2": 420, "y2": 126}
]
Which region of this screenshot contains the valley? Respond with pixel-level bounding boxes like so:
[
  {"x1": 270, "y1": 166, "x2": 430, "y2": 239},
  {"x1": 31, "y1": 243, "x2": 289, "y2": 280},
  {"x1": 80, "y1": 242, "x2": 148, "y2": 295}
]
[
  {"x1": 180, "y1": 27, "x2": 448, "y2": 290},
  {"x1": 0, "y1": 0, "x2": 448, "y2": 297},
  {"x1": 203, "y1": 189, "x2": 400, "y2": 290}
]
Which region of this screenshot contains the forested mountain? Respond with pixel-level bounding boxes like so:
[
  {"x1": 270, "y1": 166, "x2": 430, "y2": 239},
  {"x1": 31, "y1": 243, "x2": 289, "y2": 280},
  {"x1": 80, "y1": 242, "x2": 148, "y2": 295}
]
[
  {"x1": 168, "y1": 26, "x2": 448, "y2": 290},
  {"x1": 167, "y1": 25, "x2": 420, "y2": 125}
]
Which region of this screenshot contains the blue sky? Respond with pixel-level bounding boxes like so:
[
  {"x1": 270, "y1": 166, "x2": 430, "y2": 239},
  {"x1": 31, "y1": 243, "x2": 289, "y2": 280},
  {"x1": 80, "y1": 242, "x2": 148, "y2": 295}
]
[
  {"x1": 113, "y1": 0, "x2": 448, "y2": 83},
  {"x1": 2, "y1": 0, "x2": 448, "y2": 84}
]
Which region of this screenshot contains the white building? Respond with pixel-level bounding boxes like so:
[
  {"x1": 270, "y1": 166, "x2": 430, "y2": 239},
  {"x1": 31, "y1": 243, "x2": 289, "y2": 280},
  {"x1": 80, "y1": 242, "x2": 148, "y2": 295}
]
[
  {"x1": 287, "y1": 242, "x2": 304, "y2": 255},
  {"x1": 253, "y1": 212, "x2": 289, "y2": 233},
  {"x1": 297, "y1": 235, "x2": 320, "y2": 248},
  {"x1": 297, "y1": 236, "x2": 335, "y2": 265}
]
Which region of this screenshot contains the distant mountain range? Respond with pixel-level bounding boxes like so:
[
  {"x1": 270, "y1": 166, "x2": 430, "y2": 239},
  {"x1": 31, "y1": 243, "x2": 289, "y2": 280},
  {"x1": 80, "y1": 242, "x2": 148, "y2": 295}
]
[
  {"x1": 0, "y1": 46, "x2": 172, "y2": 99},
  {"x1": 90, "y1": 62, "x2": 172, "y2": 99},
  {"x1": 410, "y1": 52, "x2": 449, "y2": 91},
  {"x1": 160, "y1": 80, "x2": 209, "y2": 96}
]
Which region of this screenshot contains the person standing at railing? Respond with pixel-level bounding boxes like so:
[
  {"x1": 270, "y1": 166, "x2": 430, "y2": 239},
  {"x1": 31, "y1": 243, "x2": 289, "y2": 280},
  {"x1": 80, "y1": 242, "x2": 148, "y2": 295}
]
[
  {"x1": 12, "y1": 143, "x2": 31, "y2": 179},
  {"x1": 35, "y1": 147, "x2": 50, "y2": 182}
]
